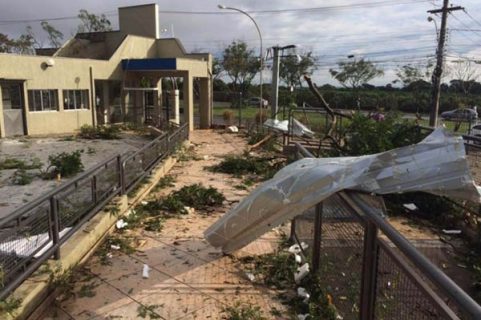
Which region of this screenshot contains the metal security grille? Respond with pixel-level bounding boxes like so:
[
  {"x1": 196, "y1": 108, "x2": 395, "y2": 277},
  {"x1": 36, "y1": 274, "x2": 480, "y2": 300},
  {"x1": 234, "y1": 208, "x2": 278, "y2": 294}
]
[{"x1": 289, "y1": 142, "x2": 481, "y2": 320}]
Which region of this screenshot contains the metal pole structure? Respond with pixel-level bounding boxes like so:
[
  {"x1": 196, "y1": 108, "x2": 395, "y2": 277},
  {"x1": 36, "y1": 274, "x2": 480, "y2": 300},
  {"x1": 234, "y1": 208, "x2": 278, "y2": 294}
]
[
  {"x1": 271, "y1": 46, "x2": 280, "y2": 120},
  {"x1": 238, "y1": 91, "x2": 242, "y2": 128},
  {"x1": 427, "y1": 1, "x2": 464, "y2": 127},
  {"x1": 218, "y1": 5, "x2": 263, "y2": 123}
]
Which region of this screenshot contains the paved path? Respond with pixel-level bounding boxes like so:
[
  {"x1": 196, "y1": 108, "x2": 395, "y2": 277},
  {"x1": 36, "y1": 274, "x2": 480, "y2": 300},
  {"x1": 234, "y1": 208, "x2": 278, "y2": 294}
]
[{"x1": 42, "y1": 130, "x2": 286, "y2": 320}]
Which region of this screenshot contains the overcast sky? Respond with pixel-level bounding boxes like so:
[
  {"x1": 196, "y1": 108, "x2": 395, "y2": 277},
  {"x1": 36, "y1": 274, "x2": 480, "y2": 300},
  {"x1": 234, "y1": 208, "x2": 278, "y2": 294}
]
[{"x1": 1, "y1": 0, "x2": 481, "y2": 85}]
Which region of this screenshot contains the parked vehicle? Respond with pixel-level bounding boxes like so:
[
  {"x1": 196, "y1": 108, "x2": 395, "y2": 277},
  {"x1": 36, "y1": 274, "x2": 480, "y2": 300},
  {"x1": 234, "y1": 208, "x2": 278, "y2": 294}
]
[
  {"x1": 470, "y1": 124, "x2": 481, "y2": 144},
  {"x1": 440, "y1": 108, "x2": 478, "y2": 121},
  {"x1": 247, "y1": 97, "x2": 268, "y2": 108}
]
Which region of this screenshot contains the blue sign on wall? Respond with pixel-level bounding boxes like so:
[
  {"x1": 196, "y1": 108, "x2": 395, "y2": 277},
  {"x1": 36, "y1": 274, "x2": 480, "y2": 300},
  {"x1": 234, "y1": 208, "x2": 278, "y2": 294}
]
[{"x1": 121, "y1": 58, "x2": 177, "y2": 70}]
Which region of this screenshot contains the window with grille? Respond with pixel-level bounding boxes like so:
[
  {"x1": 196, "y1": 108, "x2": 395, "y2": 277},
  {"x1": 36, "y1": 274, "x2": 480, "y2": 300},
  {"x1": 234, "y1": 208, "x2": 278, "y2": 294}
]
[
  {"x1": 63, "y1": 90, "x2": 89, "y2": 110},
  {"x1": 27, "y1": 90, "x2": 59, "y2": 112}
]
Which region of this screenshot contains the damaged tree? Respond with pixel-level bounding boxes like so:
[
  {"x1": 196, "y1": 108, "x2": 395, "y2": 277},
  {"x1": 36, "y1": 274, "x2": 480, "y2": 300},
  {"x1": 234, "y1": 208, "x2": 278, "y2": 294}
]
[{"x1": 303, "y1": 75, "x2": 352, "y2": 154}]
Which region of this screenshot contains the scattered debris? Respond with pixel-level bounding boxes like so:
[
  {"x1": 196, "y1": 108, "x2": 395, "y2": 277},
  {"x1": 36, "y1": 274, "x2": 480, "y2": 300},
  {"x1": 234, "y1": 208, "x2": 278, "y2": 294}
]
[
  {"x1": 294, "y1": 263, "x2": 310, "y2": 283},
  {"x1": 142, "y1": 264, "x2": 150, "y2": 279},
  {"x1": 442, "y1": 229, "x2": 462, "y2": 235},
  {"x1": 116, "y1": 219, "x2": 128, "y2": 229},
  {"x1": 226, "y1": 126, "x2": 239, "y2": 133},
  {"x1": 403, "y1": 203, "x2": 418, "y2": 211}
]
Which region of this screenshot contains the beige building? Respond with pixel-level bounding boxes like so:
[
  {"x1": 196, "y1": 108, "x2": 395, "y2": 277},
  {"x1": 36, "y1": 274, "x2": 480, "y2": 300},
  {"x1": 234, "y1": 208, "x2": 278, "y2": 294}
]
[{"x1": 0, "y1": 3, "x2": 212, "y2": 138}]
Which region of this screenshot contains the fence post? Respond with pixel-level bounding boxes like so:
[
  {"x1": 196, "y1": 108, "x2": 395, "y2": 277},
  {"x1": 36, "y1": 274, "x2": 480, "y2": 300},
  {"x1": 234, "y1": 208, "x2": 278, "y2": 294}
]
[
  {"x1": 91, "y1": 175, "x2": 98, "y2": 203},
  {"x1": 360, "y1": 221, "x2": 379, "y2": 320},
  {"x1": 117, "y1": 155, "x2": 125, "y2": 195},
  {"x1": 312, "y1": 202, "x2": 323, "y2": 273},
  {"x1": 49, "y1": 197, "x2": 60, "y2": 260}
]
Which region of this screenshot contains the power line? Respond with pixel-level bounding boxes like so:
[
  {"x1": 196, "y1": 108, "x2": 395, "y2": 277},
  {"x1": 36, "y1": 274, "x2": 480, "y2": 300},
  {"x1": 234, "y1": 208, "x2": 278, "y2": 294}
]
[
  {"x1": 0, "y1": 0, "x2": 436, "y2": 25},
  {"x1": 463, "y1": 9, "x2": 481, "y2": 29}
]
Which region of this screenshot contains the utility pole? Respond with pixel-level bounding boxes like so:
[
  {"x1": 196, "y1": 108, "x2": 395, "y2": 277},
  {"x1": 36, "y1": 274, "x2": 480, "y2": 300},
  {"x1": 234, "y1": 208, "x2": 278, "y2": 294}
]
[
  {"x1": 428, "y1": 0, "x2": 464, "y2": 127},
  {"x1": 271, "y1": 46, "x2": 281, "y2": 120}
]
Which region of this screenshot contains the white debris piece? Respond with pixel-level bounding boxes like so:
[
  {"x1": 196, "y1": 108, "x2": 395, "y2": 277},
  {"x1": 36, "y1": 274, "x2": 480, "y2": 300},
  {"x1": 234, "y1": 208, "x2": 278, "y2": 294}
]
[
  {"x1": 184, "y1": 206, "x2": 195, "y2": 215},
  {"x1": 142, "y1": 264, "x2": 150, "y2": 279},
  {"x1": 442, "y1": 229, "x2": 462, "y2": 235},
  {"x1": 263, "y1": 118, "x2": 314, "y2": 138},
  {"x1": 403, "y1": 203, "x2": 418, "y2": 211},
  {"x1": 226, "y1": 126, "x2": 239, "y2": 133},
  {"x1": 297, "y1": 287, "x2": 310, "y2": 303},
  {"x1": 288, "y1": 244, "x2": 302, "y2": 254},
  {"x1": 110, "y1": 245, "x2": 121, "y2": 250},
  {"x1": 295, "y1": 254, "x2": 302, "y2": 264},
  {"x1": 295, "y1": 263, "x2": 310, "y2": 283},
  {"x1": 116, "y1": 219, "x2": 128, "y2": 229},
  {"x1": 141, "y1": 201, "x2": 148, "y2": 205},
  {"x1": 203, "y1": 155, "x2": 209, "y2": 160},
  {"x1": 297, "y1": 314, "x2": 309, "y2": 320},
  {"x1": 205, "y1": 128, "x2": 481, "y2": 253},
  {"x1": 245, "y1": 272, "x2": 256, "y2": 282}
]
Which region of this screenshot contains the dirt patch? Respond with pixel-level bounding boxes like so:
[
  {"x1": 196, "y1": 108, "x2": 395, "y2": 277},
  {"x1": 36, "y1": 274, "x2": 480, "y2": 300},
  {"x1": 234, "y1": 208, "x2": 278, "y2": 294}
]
[{"x1": 0, "y1": 133, "x2": 151, "y2": 218}]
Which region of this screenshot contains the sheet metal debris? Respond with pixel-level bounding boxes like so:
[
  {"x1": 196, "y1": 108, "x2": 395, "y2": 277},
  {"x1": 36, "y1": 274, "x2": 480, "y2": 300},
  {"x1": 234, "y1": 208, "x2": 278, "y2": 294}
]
[
  {"x1": 205, "y1": 128, "x2": 481, "y2": 253},
  {"x1": 263, "y1": 118, "x2": 314, "y2": 137}
]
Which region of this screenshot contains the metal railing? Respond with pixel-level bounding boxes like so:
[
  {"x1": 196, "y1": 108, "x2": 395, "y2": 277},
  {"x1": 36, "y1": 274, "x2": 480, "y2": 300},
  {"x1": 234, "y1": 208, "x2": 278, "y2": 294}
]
[
  {"x1": 290, "y1": 142, "x2": 481, "y2": 320},
  {"x1": 0, "y1": 123, "x2": 189, "y2": 300}
]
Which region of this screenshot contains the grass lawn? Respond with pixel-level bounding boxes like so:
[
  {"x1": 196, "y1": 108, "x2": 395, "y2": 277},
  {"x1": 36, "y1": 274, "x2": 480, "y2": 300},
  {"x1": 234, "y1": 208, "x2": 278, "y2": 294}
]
[{"x1": 213, "y1": 103, "x2": 476, "y2": 135}]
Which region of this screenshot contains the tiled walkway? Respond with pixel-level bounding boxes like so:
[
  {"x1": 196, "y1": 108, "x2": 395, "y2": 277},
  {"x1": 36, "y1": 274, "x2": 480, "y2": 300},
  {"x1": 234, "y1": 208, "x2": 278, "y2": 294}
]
[{"x1": 42, "y1": 130, "x2": 287, "y2": 320}]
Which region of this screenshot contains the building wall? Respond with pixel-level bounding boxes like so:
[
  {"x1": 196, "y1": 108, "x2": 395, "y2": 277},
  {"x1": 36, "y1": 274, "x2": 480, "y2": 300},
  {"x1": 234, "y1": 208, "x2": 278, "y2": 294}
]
[
  {"x1": 119, "y1": 4, "x2": 159, "y2": 39},
  {"x1": 0, "y1": 34, "x2": 211, "y2": 137}
]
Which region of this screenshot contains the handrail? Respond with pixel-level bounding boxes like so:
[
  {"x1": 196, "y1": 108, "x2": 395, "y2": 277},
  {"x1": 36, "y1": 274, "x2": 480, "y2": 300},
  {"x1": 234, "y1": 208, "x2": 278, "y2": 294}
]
[{"x1": 0, "y1": 122, "x2": 189, "y2": 300}]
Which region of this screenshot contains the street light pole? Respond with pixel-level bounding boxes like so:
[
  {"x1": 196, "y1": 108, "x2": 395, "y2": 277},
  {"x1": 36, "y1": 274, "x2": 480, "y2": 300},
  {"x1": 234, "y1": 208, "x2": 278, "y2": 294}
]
[{"x1": 218, "y1": 5, "x2": 264, "y2": 122}]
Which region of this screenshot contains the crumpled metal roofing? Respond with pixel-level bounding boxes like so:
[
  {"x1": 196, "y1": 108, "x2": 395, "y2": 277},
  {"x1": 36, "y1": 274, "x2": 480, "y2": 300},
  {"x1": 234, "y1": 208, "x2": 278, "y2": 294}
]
[{"x1": 205, "y1": 128, "x2": 481, "y2": 253}]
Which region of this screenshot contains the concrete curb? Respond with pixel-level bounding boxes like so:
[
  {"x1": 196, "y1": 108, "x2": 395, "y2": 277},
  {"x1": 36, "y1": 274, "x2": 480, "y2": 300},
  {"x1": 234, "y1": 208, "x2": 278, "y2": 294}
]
[{"x1": 2, "y1": 153, "x2": 180, "y2": 320}]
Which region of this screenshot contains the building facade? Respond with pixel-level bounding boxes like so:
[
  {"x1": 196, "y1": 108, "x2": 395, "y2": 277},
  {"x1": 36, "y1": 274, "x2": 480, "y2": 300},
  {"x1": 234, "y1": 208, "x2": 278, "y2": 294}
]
[{"x1": 0, "y1": 3, "x2": 212, "y2": 137}]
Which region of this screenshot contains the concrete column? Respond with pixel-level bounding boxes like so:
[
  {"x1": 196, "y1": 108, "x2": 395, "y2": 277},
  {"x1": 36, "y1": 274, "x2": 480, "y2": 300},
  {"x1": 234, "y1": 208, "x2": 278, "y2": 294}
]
[
  {"x1": 134, "y1": 90, "x2": 143, "y2": 125},
  {"x1": 154, "y1": 78, "x2": 162, "y2": 126},
  {"x1": 0, "y1": 83, "x2": 4, "y2": 137},
  {"x1": 199, "y1": 77, "x2": 212, "y2": 129},
  {"x1": 173, "y1": 89, "x2": 180, "y2": 125},
  {"x1": 121, "y1": 89, "x2": 129, "y2": 123},
  {"x1": 102, "y1": 81, "x2": 110, "y2": 124},
  {"x1": 183, "y1": 72, "x2": 194, "y2": 131}
]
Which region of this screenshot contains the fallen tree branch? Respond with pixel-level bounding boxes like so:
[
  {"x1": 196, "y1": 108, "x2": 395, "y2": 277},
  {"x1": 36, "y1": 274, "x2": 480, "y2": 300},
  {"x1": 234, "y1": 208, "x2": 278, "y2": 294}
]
[
  {"x1": 303, "y1": 75, "x2": 353, "y2": 120},
  {"x1": 248, "y1": 133, "x2": 274, "y2": 151}
]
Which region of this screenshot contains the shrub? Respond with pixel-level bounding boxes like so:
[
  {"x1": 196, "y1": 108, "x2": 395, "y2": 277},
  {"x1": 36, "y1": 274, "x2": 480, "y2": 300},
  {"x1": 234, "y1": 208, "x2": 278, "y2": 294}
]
[
  {"x1": 0, "y1": 157, "x2": 42, "y2": 170},
  {"x1": 79, "y1": 125, "x2": 120, "y2": 139},
  {"x1": 223, "y1": 110, "x2": 235, "y2": 125},
  {"x1": 222, "y1": 302, "x2": 267, "y2": 320},
  {"x1": 169, "y1": 183, "x2": 225, "y2": 210},
  {"x1": 11, "y1": 169, "x2": 35, "y2": 185},
  {"x1": 45, "y1": 150, "x2": 84, "y2": 178},
  {"x1": 340, "y1": 113, "x2": 426, "y2": 156},
  {"x1": 255, "y1": 110, "x2": 267, "y2": 124}
]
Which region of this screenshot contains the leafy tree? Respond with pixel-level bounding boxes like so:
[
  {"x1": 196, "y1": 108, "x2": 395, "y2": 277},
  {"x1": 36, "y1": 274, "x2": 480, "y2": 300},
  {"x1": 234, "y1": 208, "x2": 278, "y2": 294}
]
[
  {"x1": 221, "y1": 41, "x2": 259, "y2": 96},
  {"x1": 329, "y1": 58, "x2": 383, "y2": 89},
  {"x1": 41, "y1": 21, "x2": 64, "y2": 48},
  {"x1": 0, "y1": 33, "x2": 16, "y2": 53},
  {"x1": 0, "y1": 28, "x2": 35, "y2": 54},
  {"x1": 77, "y1": 9, "x2": 112, "y2": 33},
  {"x1": 395, "y1": 64, "x2": 428, "y2": 88},
  {"x1": 449, "y1": 60, "x2": 480, "y2": 95},
  {"x1": 395, "y1": 64, "x2": 432, "y2": 113},
  {"x1": 279, "y1": 52, "x2": 317, "y2": 89},
  {"x1": 212, "y1": 57, "x2": 223, "y2": 81}
]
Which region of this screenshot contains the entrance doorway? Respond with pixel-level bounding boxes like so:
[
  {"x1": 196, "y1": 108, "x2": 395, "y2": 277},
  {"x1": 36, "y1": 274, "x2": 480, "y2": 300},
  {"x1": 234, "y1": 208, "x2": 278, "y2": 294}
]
[{"x1": 1, "y1": 81, "x2": 26, "y2": 137}]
